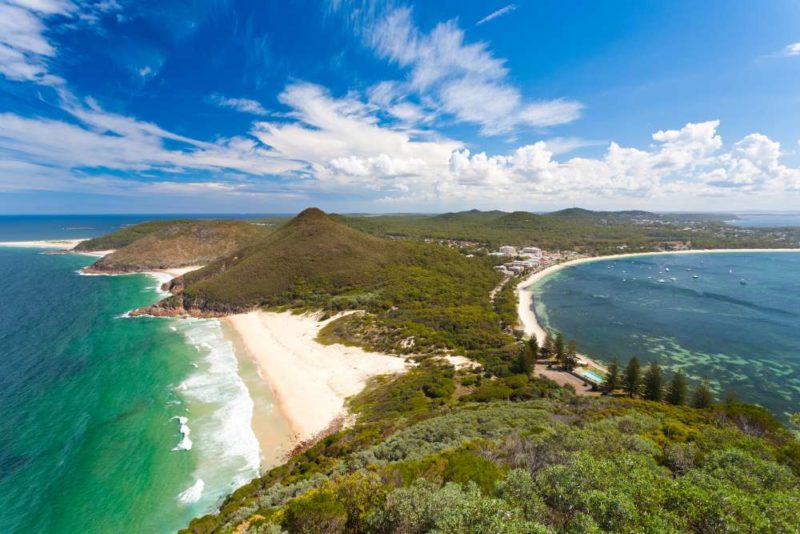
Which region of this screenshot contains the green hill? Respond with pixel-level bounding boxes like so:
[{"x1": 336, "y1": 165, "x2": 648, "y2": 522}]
[
  {"x1": 159, "y1": 208, "x2": 408, "y2": 312},
  {"x1": 147, "y1": 209, "x2": 514, "y2": 360},
  {"x1": 81, "y1": 219, "x2": 268, "y2": 273}
]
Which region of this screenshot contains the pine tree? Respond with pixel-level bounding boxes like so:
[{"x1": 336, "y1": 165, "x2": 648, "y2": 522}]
[
  {"x1": 643, "y1": 363, "x2": 664, "y2": 401},
  {"x1": 665, "y1": 371, "x2": 687, "y2": 405},
  {"x1": 623, "y1": 357, "x2": 642, "y2": 398},
  {"x1": 540, "y1": 333, "x2": 554, "y2": 360},
  {"x1": 555, "y1": 333, "x2": 566, "y2": 367},
  {"x1": 691, "y1": 379, "x2": 715, "y2": 409},
  {"x1": 527, "y1": 336, "x2": 539, "y2": 363},
  {"x1": 516, "y1": 343, "x2": 535, "y2": 377},
  {"x1": 603, "y1": 358, "x2": 621, "y2": 394},
  {"x1": 564, "y1": 339, "x2": 578, "y2": 371}
]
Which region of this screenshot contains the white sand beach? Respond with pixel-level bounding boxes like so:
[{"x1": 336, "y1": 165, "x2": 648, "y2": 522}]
[
  {"x1": 152, "y1": 265, "x2": 204, "y2": 278},
  {"x1": 0, "y1": 239, "x2": 87, "y2": 249},
  {"x1": 226, "y1": 311, "x2": 409, "y2": 446}
]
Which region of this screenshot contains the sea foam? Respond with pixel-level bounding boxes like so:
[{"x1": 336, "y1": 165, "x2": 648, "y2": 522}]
[
  {"x1": 172, "y1": 416, "x2": 193, "y2": 451},
  {"x1": 178, "y1": 479, "x2": 205, "y2": 505},
  {"x1": 173, "y1": 318, "x2": 261, "y2": 505}
]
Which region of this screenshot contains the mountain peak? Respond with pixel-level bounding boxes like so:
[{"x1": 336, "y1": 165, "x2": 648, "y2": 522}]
[{"x1": 293, "y1": 207, "x2": 330, "y2": 223}]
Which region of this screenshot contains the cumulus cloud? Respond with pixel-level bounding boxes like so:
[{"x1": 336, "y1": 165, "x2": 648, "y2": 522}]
[
  {"x1": 784, "y1": 42, "x2": 800, "y2": 56},
  {"x1": 367, "y1": 7, "x2": 583, "y2": 135},
  {"x1": 439, "y1": 121, "x2": 800, "y2": 203}
]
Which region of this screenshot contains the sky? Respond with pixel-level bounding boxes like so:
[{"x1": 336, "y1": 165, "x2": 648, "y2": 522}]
[{"x1": 1, "y1": 0, "x2": 799, "y2": 214}]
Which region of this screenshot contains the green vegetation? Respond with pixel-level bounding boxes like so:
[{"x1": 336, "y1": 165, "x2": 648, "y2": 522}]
[
  {"x1": 643, "y1": 362, "x2": 664, "y2": 401},
  {"x1": 151, "y1": 209, "x2": 516, "y2": 362},
  {"x1": 339, "y1": 208, "x2": 800, "y2": 253},
  {"x1": 183, "y1": 364, "x2": 800, "y2": 534},
  {"x1": 76, "y1": 208, "x2": 800, "y2": 532},
  {"x1": 623, "y1": 356, "x2": 642, "y2": 397},
  {"x1": 79, "y1": 219, "x2": 269, "y2": 272},
  {"x1": 667, "y1": 370, "x2": 689, "y2": 405}
]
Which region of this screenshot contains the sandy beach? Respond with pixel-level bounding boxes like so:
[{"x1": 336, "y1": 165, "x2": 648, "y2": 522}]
[
  {"x1": 225, "y1": 311, "x2": 409, "y2": 446},
  {"x1": 0, "y1": 239, "x2": 88, "y2": 249},
  {"x1": 516, "y1": 248, "x2": 800, "y2": 376}
]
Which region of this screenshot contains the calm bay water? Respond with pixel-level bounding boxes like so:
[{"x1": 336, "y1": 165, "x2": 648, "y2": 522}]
[
  {"x1": 0, "y1": 245, "x2": 262, "y2": 532},
  {"x1": 533, "y1": 252, "x2": 800, "y2": 419}
]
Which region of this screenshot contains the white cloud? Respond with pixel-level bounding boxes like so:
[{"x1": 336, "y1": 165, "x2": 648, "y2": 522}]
[
  {"x1": 0, "y1": 0, "x2": 69, "y2": 84},
  {"x1": 209, "y1": 94, "x2": 270, "y2": 116},
  {"x1": 2, "y1": 75, "x2": 799, "y2": 208},
  {"x1": 0, "y1": 96, "x2": 303, "y2": 178},
  {"x1": 251, "y1": 83, "x2": 459, "y2": 190},
  {"x1": 784, "y1": 42, "x2": 800, "y2": 56},
  {"x1": 0, "y1": 0, "x2": 124, "y2": 85},
  {"x1": 476, "y1": 4, "x2": 516, "y2": 26},
  {"x1": 367, "y1": 7, "x2": 583, "y2": 135}
]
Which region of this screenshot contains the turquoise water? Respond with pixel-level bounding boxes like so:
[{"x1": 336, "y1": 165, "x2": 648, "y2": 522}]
[
  {"x1": 581, "y1": 370, "x2": 605, "y2": 383},
  {"x1": 0, "y1": 247, "x2": 262, "y2": 533},
  {"x1": 533, "y1": 252, "x2": 800, "y2": 419}
]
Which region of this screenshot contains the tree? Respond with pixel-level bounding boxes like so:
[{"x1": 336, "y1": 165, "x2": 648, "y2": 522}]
[
  {"x1": 554, "y1": 333, "x2": 565, "y2": 366},
  {"x1": 666, "y1": 371, "x2": 688, "y2": 405},
  {"x1": 564, "y1": 339, "x2": 578, "y2": 371},
  {"x1": 623, "y1": 357, "x2": 642, "y2": 398},
  {"x1": 516, "y1": 343, "x2": 535, "y2": 377},
  {"x1": 540, "y1": 333, "x2": 554, "y2": 360},
  {"x1": 527, "y1": 337, "x2": 539, "y2": 362},
  {"x1": 603, "y1": 358, "x2": 621, "y2": 394},
  {"x1": 643, "y1": 363, "x2": 664, "y2": 401},
  {"x1": 691, "y1": 379, "x2": 715, "y2": 409}
]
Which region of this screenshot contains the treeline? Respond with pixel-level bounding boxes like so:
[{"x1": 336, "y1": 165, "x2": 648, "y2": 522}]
[
  {"x1": 339, "y1": 210, "x2": 800, "y2": 253},
  {"x1": 605, "y1": 357, "x2": 717, "y2": 408}
]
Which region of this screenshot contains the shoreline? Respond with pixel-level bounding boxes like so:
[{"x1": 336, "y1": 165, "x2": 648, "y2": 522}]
[
  {"x1": 225, "y1": 311, "x2": 409, "y2": 447},
  {"x1": 516, "y1": 247, "x2": 800, "y2": 374},
  {"x1": 0, "y1": 239, "x2": 88, "y2": 249}
]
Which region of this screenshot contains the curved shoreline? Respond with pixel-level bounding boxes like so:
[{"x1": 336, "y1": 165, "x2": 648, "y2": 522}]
[{"x1": 516, "y1": 248, "x2": 800, "y2": 367}]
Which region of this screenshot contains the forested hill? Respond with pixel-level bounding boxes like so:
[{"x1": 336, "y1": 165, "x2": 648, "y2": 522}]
[
  {"x1": 138, "y1": 208, "x2": 517, "y2": 365},
  {"x1": 77, "y1": 219, "x2": 269, "y2": 273},
  {"x1": 338, "y1": 208, "x2": 799, "y2": 252}
]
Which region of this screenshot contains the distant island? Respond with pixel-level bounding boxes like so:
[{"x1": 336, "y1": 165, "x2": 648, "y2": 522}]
[{"x1": 64, "y1": 207, "x2": 800, "y2": 533}]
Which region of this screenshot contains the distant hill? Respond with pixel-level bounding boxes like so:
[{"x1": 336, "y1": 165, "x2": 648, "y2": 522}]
[{"x1": 80, "y1": 219, "x2": 268, "y2": 273}]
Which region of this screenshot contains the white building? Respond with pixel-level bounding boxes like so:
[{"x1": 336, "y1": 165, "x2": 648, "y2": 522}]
[
  {"x1": 499, "y1": 245, "x2": 517, "y2": 256},
  {"x1": 520, "y1": 246, "x2": 542, "y2": 258}
]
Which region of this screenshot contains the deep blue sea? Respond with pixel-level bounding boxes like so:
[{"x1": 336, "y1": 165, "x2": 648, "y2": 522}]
[
  {"x1": 0, "y1": 216, "x2": 275, "y2": 533},
  {"x1": 533, "y1": 252, "x2": 800, "y2": 419}
]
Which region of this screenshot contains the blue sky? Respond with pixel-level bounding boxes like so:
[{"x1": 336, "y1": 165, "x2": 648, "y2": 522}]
[{"x1": 1, "y1": 0, "x2": 799, "y2": 214}]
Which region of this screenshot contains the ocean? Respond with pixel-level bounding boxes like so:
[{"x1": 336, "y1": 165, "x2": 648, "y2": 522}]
[
  {"x1": 0, "y1": 216, "x2": 272, "y2": 533},
  {"x1": 532, "y1": 252, "x2": 800, "y2": 420},
  {"x1": 728, "y1": 213, "x2": 800, "y2": 228}
]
